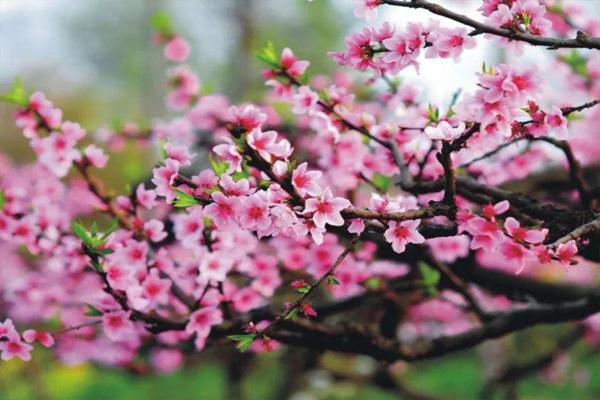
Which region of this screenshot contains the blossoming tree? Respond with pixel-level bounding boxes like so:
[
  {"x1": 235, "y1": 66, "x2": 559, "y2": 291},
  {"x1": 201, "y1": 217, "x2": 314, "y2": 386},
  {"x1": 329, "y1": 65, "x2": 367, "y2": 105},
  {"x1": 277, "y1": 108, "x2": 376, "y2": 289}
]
[{"x1": 1, "y1": 0, "x2": 600, "y2": 396}]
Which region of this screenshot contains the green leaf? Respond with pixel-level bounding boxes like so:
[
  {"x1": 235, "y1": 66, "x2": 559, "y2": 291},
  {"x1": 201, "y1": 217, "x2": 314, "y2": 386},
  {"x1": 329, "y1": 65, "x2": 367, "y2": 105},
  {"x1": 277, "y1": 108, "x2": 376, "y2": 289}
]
[
  {"x1": 427, "y1": 104, "x2": 439, "y2": 122},
  {"x1": 231, "y1": 169, "x2": 250, "y2": 181},
  {"x1": 0, "y1": 78, "x2": 28, "y2": 107},
  {"x1": 209, "y1": 154, "x2": 229, "y2": 177},
  {"x1": 227, "y1": 334, "x2": 256, "y2": 352},
  {"x1": 418, "y1": 262, "x2": 441, "y2": 296},
  {"x1": 97, "y1": 248, "x2": 115, "y2": 256},
  {"x1": 326, "y1": 275, "x2": 340, "y2": 286},
  {"x1": 521, "y1": 12, "x2": 531, "y2": 28},
  {"x1": 284, "y1": 308, "x2": 299, "y2": 321},
  {"x1": 0, "y1": 190, "x2": 5, "y2": 210},
  {"x1": 91, "y1": 259, "x2": 104, "y2": 272},
  {"x1": 256, "y1": 41, "x2": 279, "y2": 68},
  {"x1": 71, "y1": 220, "x2": 93, "y2": 247},
  {"x1": 173, "y1": 189, "x2": 200, "y2": 208},
  {"x1": 371, "y1": 173, "x2": 390, "y2": 192},
  {"x1": 296, "y1": 286, "x2": 310, "y2": 294},
  {"x1": 150, "y1": 11, "x2": 175, "y2": 37},
  {"x1": 481, "y1": 62, "x2": 494, "y2": 75},
  {"x1": 84, "y1": 304, "x2": 103, "y2": 317}
]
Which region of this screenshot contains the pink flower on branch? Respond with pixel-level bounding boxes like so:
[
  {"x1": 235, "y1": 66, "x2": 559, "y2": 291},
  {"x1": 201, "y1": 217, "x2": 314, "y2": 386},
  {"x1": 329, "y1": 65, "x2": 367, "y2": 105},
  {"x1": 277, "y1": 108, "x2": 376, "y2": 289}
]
[
  {"x1": 102, "y1": 311, "x2": 135, "y2": 342},
  {"x1": 0, "y1": 335, "x2": 33, "y2": 362},
  {"x1": 353, "y1": 0, "x2": 381, "y2": 22},
  {"x1": 164, "y1": 36, "x2": 191, "y2": 62},
  {"x1": 304, "y1": 189, "x2": 351, "y2": 229},
  {"x1": 279, "y1": 48, "x2": 309, "y2": 79},
  {"x1": 384, "y1": 220, "x2": 425, "y2": 254},
  {"x1": 292, "y1": 162, "x2": 322, "y2": 197},
  {"x1": 22, "y1": 330, "x2": 55, "y2": 348},
  {"x1": 425, "y1": 121, "x2": 466, "y2": 141}
]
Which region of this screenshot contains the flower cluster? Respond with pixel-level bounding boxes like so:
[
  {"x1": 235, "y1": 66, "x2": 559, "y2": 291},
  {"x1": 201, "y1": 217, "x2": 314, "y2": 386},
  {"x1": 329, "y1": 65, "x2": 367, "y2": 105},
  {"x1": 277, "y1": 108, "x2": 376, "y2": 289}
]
[
  {"x1": 481, "y1": 0, "x2": 552, "y2": 54},
  {"x1": 0, "y1": 2, "x2": 599, "y2": 376},
  {"x1": 329, "y1": 21, "x2": 476, "y2": 74}
]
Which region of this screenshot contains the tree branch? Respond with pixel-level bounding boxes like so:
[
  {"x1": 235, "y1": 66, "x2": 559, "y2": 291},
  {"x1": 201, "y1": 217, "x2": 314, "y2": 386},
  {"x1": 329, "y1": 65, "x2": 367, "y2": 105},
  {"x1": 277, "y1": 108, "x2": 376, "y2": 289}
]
[{"x1": 382, "y1": 0, "x2": 600, "y2": 50}]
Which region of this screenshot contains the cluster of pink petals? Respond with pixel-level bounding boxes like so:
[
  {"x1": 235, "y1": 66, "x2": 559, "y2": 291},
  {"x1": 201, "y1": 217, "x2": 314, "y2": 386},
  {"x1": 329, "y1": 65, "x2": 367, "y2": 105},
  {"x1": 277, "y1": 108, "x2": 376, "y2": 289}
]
[
  {"x1": 481, "y1": 0, "x2": 552, "y2": 54},
  {"x1": 330, "y1": 20, "x2": 476, "y2": 75},
  {"x1": 166, "y1": 65, "x2": 201, "y2": 110},
  {"x1": 353, "y1": 0, "x2": 381, "y2": 22},
  {"x1": 454, "y1": 64, "x2": 542, "y2": 137},
  {"x1": 1, "y1": 319, "x2": 53, "y2": 361}
]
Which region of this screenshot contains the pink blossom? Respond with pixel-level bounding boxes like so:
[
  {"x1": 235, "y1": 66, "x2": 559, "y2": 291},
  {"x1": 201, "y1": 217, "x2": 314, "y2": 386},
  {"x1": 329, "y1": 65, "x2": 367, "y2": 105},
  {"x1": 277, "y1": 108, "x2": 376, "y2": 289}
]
[
  {"x1": 304, "y1": 188, "x2": 351, "y2": 229},
  {"x1": 424, "y1": 121, "x2": 466, "y2": 141},
  {"x1": 143, "y1": 219, "x2": 168, "y2": 242},
  {"x1": 199, "y1": 252, "x2": 234, "y2": 282},
  {"x1": 251, "y1": 271, "x2": 282, "y2": 297},
  {"x1": 173, "y1": 207, "x2": 205, "y2": 247},
  {"x1": 236, "y1": 192, "x2": 272, "y2": 231},
  {"x1": 150, "y1": 348, "x2": 183, "y2": 374},
  {"x1": 165, "y1": 142, "x2": 194, "y2": 166},
  {"x1": 22, "y1": 329, "x2": 55, "y2": 348},
  {"x1": 84, "y1": 145, "x2": 108, "y2": 168},
  {"x1": 29, "y1": 91, "x2": 63, "y2": 129},
  {"x1": 0, "y1": 335, "x2": 33, "y2": 361},
  {"x1": 164, "y1": 36, "x2": 191, "y2": 62},
  {"x1": 382, "y1": 30, "x2": 420, "y2": 68},
  {"x1": 468, "y1": 217, "x2": 504, "y2": 250},
  {"x1": 227, "y1": 105, "x2": 267, "y2": 132},
  {"x1": 141, "y1": 269, "x2": 172, "y2": 306},
  {"x1": 292, "y1": 162, "x2": 322, "y2": 197},
  {"x1": 247, "y1": 129, "x2": 278, "y2": 162},
  {"x1": 544, "y1": 106, "x2": 568, "y2": 139},
  {"x1": 0, "y1": 319, "x2": 17, "y2": 339},
  {"x1": 136, "y1": 184, "x2": 158, "y2": 209},
  {"x1": 151, "y1": 159, "x2": 180, "y2": 203},
  {"x1": 555, "y1": 240, "x2": 578, "y2": 265},
  {"x1": 292, "y1": 86, "x2": 319, "y2": 114},
  {"x1": 213, "y1": 143, "x2": 243, "y2": 173},
  {"x1": 186, "y1": 307, "x2": 223, "y2": 335},
  {"x1": 231, "y1": 287, "x2": 263, "y2": 313},
  {"x1": 280, "y1": 48, "x2": 309, "y2": 78},
  {"x1": 193, "y1": 169, "x2": 219, "y2": 195},
  {"x1": 219, "y1": 175, "x2": 251, "y2": 196},
  {"x1": 116, "y1": 195, "x2": 133, "y2": 212},
  {"x1": 203, "y1": 191, "x2": 238, "y2": 228},
  {"x1": 332, "y1": 27, "x2": 378, "y2": 71},
  {"x1": 504, "y1": 217, "x2": 547, "y2": 244},
  {"x1": 427, "y1": 235, "x2": 470, "y2": 263},
  {"x1": 105, "y1": 263, "x2": 135, "y2": 291},
  {"x1": 512, "y1": 0, "x2": 552, "y2": 36},
  {"x1": 348, "y1": 218, "x2": 365, "y2": 234},
  {"x1": 384, "y1": 220, "x2": 425, "y2": 254},
  {"x1": 102, "y1": 311, "x2": 135, "y2": 342},
  {"x1": 31, "y1": 131, "x2": 81, "y2": 177},
  {"x1": 353, "y1": 0, "x2": 380, "y2": 22},
  {"x1": 499, "y1": 240, "x2": 529, "y2": 274},
  {"x1": 481, "y1": 200, "x2": 510, "y2": 220},
  {"x1": 427, "y1": 27, "x2": 476, "y2": 61},
  {"x1": 122, "y1": 239, "x2": 148, "y2": 266},
  {"x1": 479, "y1": 0, "x2": 503, "y2": 17}
]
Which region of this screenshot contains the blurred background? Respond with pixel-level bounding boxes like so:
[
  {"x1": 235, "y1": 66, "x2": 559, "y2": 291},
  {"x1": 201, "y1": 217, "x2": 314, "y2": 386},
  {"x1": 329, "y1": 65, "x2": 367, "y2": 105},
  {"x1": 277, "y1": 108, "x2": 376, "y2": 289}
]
[{"x1": 1, "y1": 0, "x2": 600, "y2": 399}]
